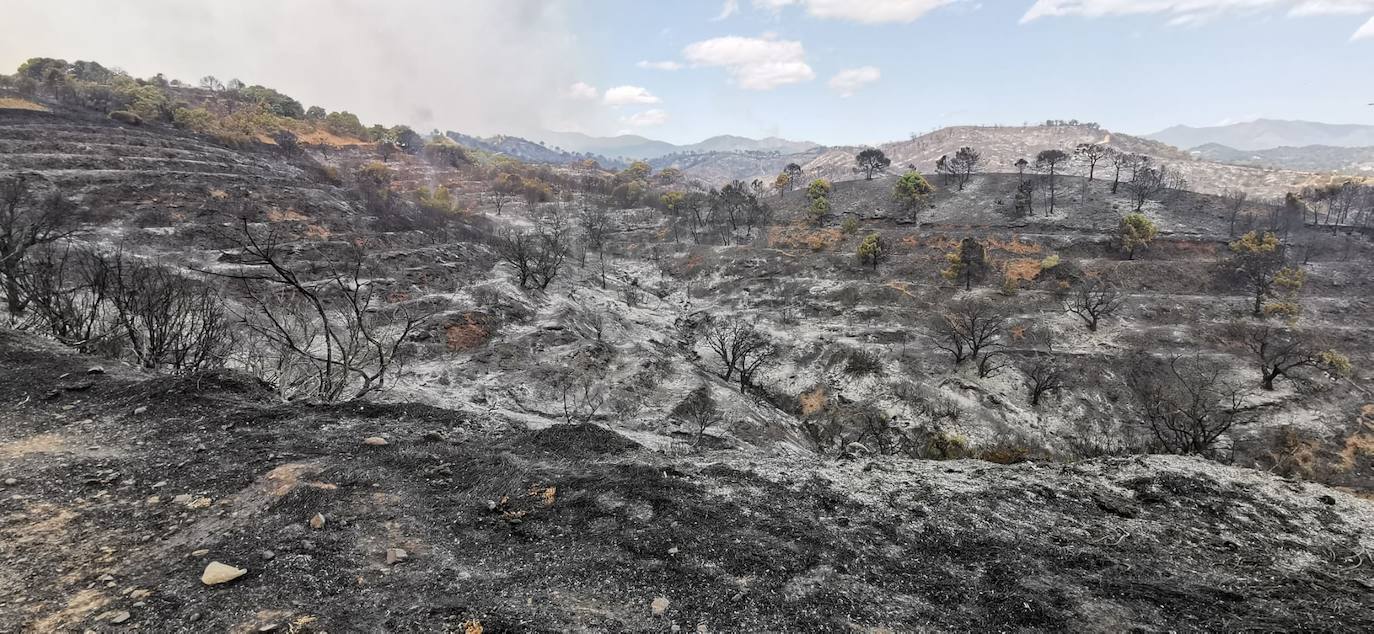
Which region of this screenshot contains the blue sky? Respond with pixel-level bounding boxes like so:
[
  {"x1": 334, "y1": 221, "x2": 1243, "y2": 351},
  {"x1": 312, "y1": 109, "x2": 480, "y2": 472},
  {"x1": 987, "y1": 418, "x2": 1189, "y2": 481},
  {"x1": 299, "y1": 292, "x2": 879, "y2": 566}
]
[
  {"x1": 563, "y1": 0, "x2": 1374, "y2": 144},
  {"x1": 3, "y1": 1, "x2": 1372, "y2": 145}
]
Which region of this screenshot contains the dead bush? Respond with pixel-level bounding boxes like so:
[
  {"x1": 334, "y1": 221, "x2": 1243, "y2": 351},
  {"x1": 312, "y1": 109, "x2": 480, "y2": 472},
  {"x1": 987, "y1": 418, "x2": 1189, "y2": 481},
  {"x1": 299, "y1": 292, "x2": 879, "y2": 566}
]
[
  {"x1": 842, "y1": 347, "x2": 884, "y2": 377},
  {"x1": 672, "y1": 385, "x2": 725, "y2": 446}
]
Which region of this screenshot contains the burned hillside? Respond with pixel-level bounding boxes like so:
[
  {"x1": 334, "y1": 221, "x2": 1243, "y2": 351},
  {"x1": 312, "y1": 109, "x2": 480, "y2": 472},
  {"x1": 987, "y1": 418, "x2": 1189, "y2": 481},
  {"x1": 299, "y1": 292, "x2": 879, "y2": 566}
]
[{"x1": 2, "y1": 55, "x2": 1374, "y2": 632}]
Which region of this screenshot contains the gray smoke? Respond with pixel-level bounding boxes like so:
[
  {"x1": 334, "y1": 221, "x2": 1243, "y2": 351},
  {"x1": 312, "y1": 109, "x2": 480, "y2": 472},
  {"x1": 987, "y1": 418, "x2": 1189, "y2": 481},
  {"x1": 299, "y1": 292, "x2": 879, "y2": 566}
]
[{"x1": 0, "y1": 0, "x2": 602, "y2": 136}]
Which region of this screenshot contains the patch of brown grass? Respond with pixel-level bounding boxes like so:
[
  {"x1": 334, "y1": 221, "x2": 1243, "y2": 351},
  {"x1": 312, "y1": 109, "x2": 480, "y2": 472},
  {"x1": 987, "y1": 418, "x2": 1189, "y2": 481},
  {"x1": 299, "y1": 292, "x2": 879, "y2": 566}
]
[
  {"x1": 885, "y1": 281, "x2": 917, "y2": 299},
  {"x1": 799, "y1": 385, "x2": 828, "y2": 416},
  {"x1": 986, "y1": 236, "x2": 1042, "y2": 255},
  {"x1": 445, "y1": 313, "x2": 491, "y2": 351},
  {"x1": 1267, "y1": 426, "x2": 1322, "y2": 480},
  {"x1": 681, "y1": 253, "x2": 705, "y2": 275},
  {"x1": 295, "y1": 128, "x2": 369, "y2": 147},
  {"x1": 924, "y1": 235, "x2": 959, "y2": 250},
  {"x1": 1335, "y1": 405, "x2": 1374, "y2": 473},
  {"x1": 266, "y1": 208, "x2": 310, "y2": 223},
  {"x1": 1002, "y1": 258, "x2": 1043, "y2": 283},
  {"x1": 978, "y1": 445, "x2": 1031, "y2": 464},
  {"x1": 0, "y1": 97, "x2": 48, "y2": 112}
]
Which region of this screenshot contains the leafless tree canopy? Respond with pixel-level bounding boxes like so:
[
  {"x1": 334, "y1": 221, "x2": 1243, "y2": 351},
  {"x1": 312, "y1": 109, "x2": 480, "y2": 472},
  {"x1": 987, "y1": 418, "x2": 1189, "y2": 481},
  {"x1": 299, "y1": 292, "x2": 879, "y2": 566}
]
[
  {"x1": 1223, "y1": 188, "x2": 1249, "y2": 237},
  {"x1": 703, "y1": 316, "x2": 776, "y2": 390},
  {"x1": 16, "y1": 245, "x2": 114, "y2": 354},
  {"x1": 16, "y1": 245, "x2": 233, "y2": 373},
  {"x1": 1074, "y1": 143, "x2": 1108, "y2": 181},
  {"x1": 1127, "y1": 164, "x2": 1172, "y2": 211},
  {"x1": 1034, "y1": 149, "x2": 1069, "y2": 213},
  {"x1": 1233, "y1": 323, "x2": 1339, "y2": 391},
  {"x1": 218, "y1": 220, "x2": 421, "y2": 402},
  {"x1": 549, "y1": 347, "x2": 610, "y2": 423},
  {"x1": 1106, "y1": 150, "x2": 1144, "y2": 195},
  {"x1": 673, "y1": 385, "x2": 725, "y2": 446},
  {"x1": 1022, "y1": 352, "x2": 1068, "y2": 407},
  {"x1": 1127, "y1": 352, "x2": 1254, "y2": 456},
  {"x1": 945, "y1": 146, "x2": 982, "y2": 191},
  {"x1": 1063, "y1": 277, "x2": 1125, "y2": 332},
  {"x1": 1, "y1": 176, "x2": 84, "y2": 313},
  {"x1": 495, "y1": 218, "x2": 569, "y2": 290},
  {"x1": 932, "y1": 299, "x2": 1003, "y2": 366},
  {"x1": 107, "y1": 254, "x2": 234, "y2": 372}
]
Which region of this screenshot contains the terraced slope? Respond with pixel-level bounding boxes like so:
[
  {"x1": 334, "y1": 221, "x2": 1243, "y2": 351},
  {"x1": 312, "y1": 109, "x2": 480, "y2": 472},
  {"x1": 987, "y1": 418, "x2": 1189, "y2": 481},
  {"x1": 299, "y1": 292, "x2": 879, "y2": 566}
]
[{"x1": 0, "y1": 108, "x2": 357, "y2": 232}]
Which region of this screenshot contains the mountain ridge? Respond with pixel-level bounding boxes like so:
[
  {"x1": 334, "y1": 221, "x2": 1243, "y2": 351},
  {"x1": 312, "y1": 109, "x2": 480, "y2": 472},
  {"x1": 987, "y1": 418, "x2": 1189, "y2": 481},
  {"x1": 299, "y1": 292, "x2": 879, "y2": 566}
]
[
  {"x1": 531, "y1": 130, "x2": 821, "y2": 160},
  {"x1": 1148, "y1": 119, "x2": 1374, "y2": 152}
]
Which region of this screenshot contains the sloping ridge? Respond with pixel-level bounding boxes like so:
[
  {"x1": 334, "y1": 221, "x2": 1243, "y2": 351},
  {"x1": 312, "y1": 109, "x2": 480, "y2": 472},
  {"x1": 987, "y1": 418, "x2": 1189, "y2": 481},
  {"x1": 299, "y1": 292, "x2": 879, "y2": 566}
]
[{"x1": 800, "y1": 124, "x2": 1332, "y2": 196}]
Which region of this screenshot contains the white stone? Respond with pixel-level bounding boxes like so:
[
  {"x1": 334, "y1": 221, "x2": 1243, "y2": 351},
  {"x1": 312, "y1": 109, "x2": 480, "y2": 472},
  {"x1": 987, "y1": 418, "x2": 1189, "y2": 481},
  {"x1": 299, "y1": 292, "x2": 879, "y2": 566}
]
[{"x1": 200, "y1": 561, "x2": 247, "y2": 585}]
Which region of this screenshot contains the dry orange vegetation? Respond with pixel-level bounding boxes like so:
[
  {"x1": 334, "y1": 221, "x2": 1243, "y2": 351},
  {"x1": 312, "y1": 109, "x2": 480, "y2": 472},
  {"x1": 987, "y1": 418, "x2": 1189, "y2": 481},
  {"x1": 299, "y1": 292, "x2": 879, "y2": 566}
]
[
  {"x1": 923, "y1": 235, "x2": 960, "y2": 250},
  {"x1": 986, "y1": 236, "x2": 1042, "y2": 255},
  {"x1": 885, "y1": 281, "x2": 918, "y2": 299},
  {"x1": 294, "y1": 128, "x2": 370, "y2": 147},
  {"x1": 799, "y1": 385, "x2": 828, "y2": 416},
  {"x1": 252, "y1": 126, "x2": 368, "y2": 148},
  {"x1": 266, "y1": 208, "x2": 310, "y2": 222},
  {"x1": 1337, "y1": 405, "x2": 1374, "y2": 473},
  {"x1": 0, "y1": 97, "x2": 48, "y2": 111},
  {"x1": 899, "y1": 233, "x2": 928, "y2": 250},
  {"x1": 769, "y1": 225, "x2": 843, "y2": 251},
  {"x1": 1002, "y1": 258, "x2": 1044, "y2": 283}
]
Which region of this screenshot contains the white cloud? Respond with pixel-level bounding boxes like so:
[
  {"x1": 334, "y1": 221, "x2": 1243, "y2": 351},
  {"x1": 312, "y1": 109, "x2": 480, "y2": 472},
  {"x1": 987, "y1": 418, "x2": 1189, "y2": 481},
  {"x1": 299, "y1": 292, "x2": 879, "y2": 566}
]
[
  {"x1": 1354, "y1": 14, "x2": 1374, "y2": 38},
  {"x1": 1022, "y1": 1, "x2": 1374, "y2": 38},
  {"x1": 1290, "y1": 1, "x2": 1374, "y2": 16},
  {"x1": 746, "y1": 0, "x2": 955, "y2": 23},
  {"x1": 802, "y1": 0, "x2": 954, "y2": 23},
  {"x1": 622, "y1": 109, "x2": 669, "y2": 127},
  {"x1": 637, "y1": 60, "x2": 684, "y2": 71},
  {"x1": 828, "y1": 65, "x2": 881, "y2": 97},
  {"x1": 682, "y1": 35, "x2": 815, "y2": 90},
  {"x1": 602, "y1": 85, "x2": 661, "y2": 105},
  {"x1": 565, "y1": 82, "x2": 599, "y2": 100},
  {"x1": 715, "y1": 0, "x2": 740, "y2": 20},
  {"x1": 752, "y1": 0, "x2": 799, "y2": 11}
]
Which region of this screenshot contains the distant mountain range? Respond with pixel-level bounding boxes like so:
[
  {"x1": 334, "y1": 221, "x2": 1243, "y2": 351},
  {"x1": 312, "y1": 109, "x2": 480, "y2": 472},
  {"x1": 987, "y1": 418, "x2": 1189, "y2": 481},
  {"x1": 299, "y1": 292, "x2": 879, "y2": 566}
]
[
  {"x1": 529, "y1": 131, "x2": 821, "y2": 160},
  {"x1": 1187, "y1": 143, "x2": 1374, "y2": 175},
  {"x1": 1147, "y1": 119, "x2": 1374, "y2": 152},
  {"x1": 441, "y1": 120, "x2": 1360, "y2": 195}
]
